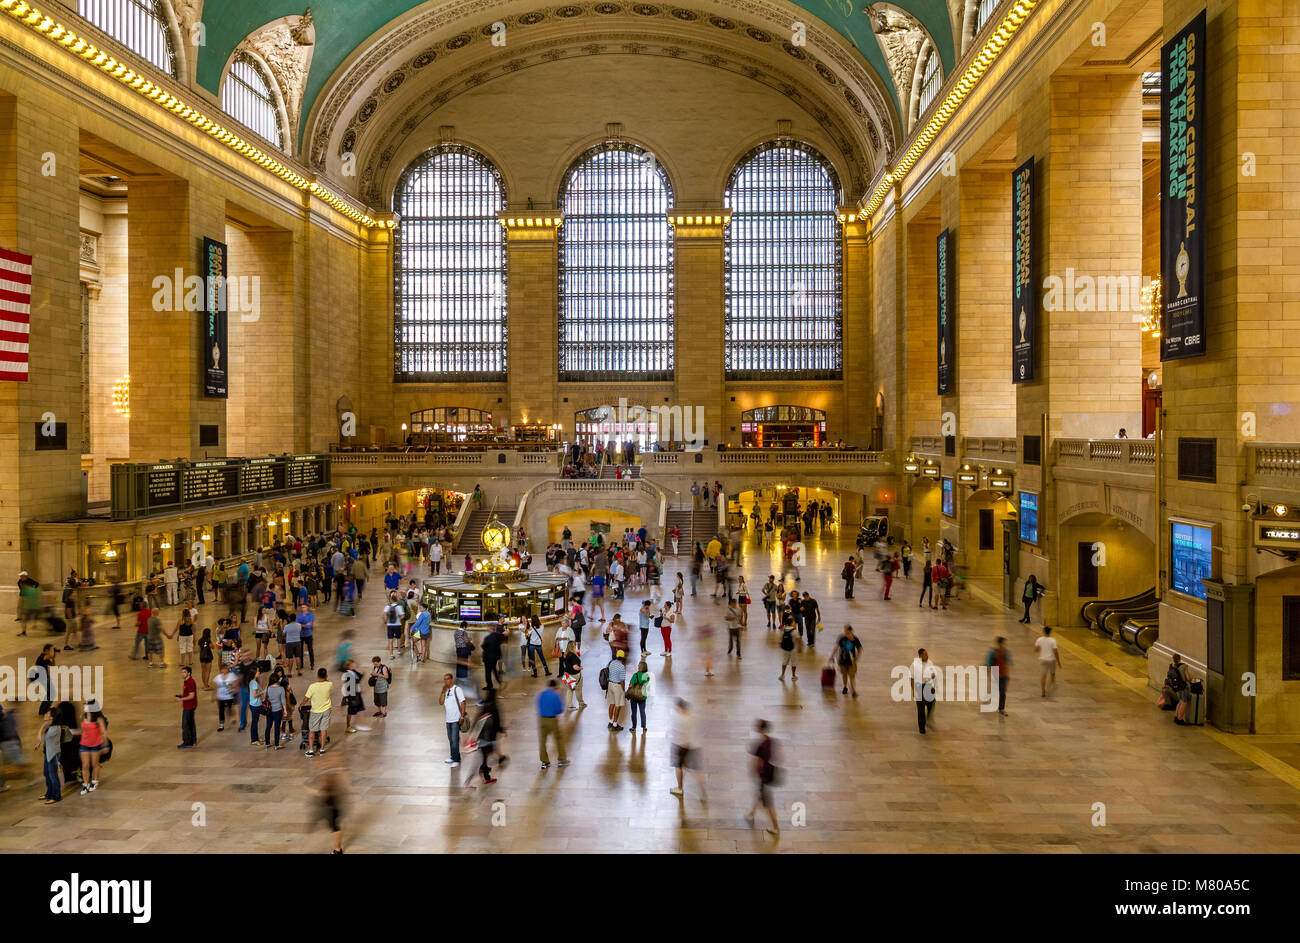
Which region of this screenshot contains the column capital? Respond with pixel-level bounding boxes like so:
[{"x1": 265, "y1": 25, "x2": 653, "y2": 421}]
[
  {"x1": 667, "y1": 207, "x2": 729, "y2": 238},
  {"x1": 498, "y1": 212, "x2": 562, "y2": 242}
]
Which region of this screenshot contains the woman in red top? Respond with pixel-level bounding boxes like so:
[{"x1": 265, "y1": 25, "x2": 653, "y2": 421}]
[{"x1": 78, "y1": 704, "x2": 108, "y2": 795}]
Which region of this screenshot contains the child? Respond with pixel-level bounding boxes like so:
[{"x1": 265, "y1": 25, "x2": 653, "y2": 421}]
[{"x1": 674, "y1": 573, "x2": 685, "y2": 615}]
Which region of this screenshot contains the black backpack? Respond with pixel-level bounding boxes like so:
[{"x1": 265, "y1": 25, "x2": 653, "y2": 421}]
[{"x1": 780, "y1": 629, "x2": 795, "y2": 652}]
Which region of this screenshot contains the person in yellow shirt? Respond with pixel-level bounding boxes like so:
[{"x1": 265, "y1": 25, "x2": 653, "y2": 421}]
[
  {"x1": 705, "y1": 536, "x2": 722, "y2": 564},
  {"x1": 304, "y1": 667, "x2": 334, "y2": 756}
]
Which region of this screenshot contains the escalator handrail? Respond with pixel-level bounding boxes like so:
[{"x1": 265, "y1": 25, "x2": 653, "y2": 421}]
[{"x1": 1080, "y1": 588, "x2": 1155, "y2": 625}]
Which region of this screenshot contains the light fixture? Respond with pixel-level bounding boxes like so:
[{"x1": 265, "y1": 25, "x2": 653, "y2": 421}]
[
  {"x1": 112, "y1": 375, "x2": 130, "y2": 417},
  {"x1": 903, "y1": 456, "x2": 921, "y2": 474},
  {"x1": 160, "y1": 539, "x2": 171, "y2": 550},
  {"x1": 102, "y1": 543, "x2": 117, "y2": 560},
  {"x1": 1274, "y1": 504, "x2": 1289, "y2": 517},
  {"x1": 200, "y1": 531, "x2": 212, "y2": 541},
  {"x1": 1140, "y1": 276, "x2": 1162, "y2": 338},
  {"x1": 281, "y1": 514, "x2": 290, "y2": 524}
]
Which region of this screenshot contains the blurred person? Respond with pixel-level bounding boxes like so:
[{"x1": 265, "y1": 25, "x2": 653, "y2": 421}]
[
  {"x1": 833, "y1": 625, "x2": 862, "y2": 697},
  {"x1": 145, "y1": 609, "x2": 165, "y2": 668},
  {"x1": 309, "y1": 759, "x2": 347, "y2": 854},
  {"x1": 466, "y1": 687, "x2": 506, "y2": 787},
  {"x1": 453, "y1": 620, "x2": 474, "y2": 682},
  {"x1": 561, "y1": 641, "x2": 585, "y2": 709},
  {"x1": 986, "y1": 636, "x2": 1012, "y2": 715},
  {"x1": 911, "y1": 648, "x2": 938, "y2": 734},
  {"x1": 536, "y1": 678, "x2": 568, "y2": 770},
  {"x1": 525, "y1": 615, "x2": 551, "y2": 677},
  {"x1": 668, "y1": 698, "x2": 706, "y2": 801},
  {"x1": 341, "y1": 659, "x2": 368, "y2": 734},
  {"x1": 481, "y1": 621, "x2": 505, "y2": 691},
  {"x1": 725, "y1": 601, "x2": 742, "y2": 659},
  {"x1": 37, "y1": 706, "x2": 66, "y2": 803},
  {"x1": 746, "y1": 719, "x2": 779, "y2": 836},
  {"x1": 778, "y1": 618, "x2": 798, "y2": 682}
]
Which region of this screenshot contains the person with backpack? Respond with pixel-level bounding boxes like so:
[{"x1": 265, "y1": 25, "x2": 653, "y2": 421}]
[
  {"x1": 481, "y1": 622, "x2": 505, "y2": 692},
  {"x1": 440, "y1": 673, "x2": 466, "y2": 768},
  {"x1": 879, "y1": 553, "x2": 898, "y2": 601},
  {"x1": 560, "y1": 641, "x2": 585, "y2": 709},
  {"x1": 778, "y1": 618, "x2": 799, "y2": 683},
  {"x1": 842, "y1": 556, "x2": 857, "y2": 599},
  {"x1": 603, "y1": 650, "x2": 627, "y2": 731},
  {"x1": 626, "y1": 659, "x2": 652, "y2": 734},
  {"x1": 383, "y1": 592, "x2": 405, "y2": 660},
  {"x1": 1161, "y1": 652, "x2": 1191, "y2": 714},
  {"x1": 833, "y1": 626, "x2": 862, "y2": 697},
  {"x1": 368, "y1": 656, "x2": 392, "y2": 719}
]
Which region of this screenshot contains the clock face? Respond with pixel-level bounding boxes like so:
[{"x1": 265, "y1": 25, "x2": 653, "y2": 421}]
[
  {"x1": 1176, "y1": 242, "x2": 1190, "y2": 278},
  {"x1": 481, "y1": 521, "x2": 511, "y2": 552}
]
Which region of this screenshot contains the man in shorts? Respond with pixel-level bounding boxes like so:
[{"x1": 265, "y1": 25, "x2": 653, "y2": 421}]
[
  {"x1": 669, "y1": 697, "x2": 706, "y2": 801},
  {"x1": 762, "y1": 575, "x2": 778, "y2": 628},
  {"x1": 1034, "y1": 626, "x2": 1061, "y2": 696},
  {"x1": 382, "y1": 592, "x2": 405, "y2": 659},
  {"x1": 605, "y1": 650, "x2": 627, "y2": 731},
  {"x1": 282, "y1": 612, "x2": 302, "y2": 677},
  {"x1": 304, "y1": 667, "x2": 333, "y2": 756}
]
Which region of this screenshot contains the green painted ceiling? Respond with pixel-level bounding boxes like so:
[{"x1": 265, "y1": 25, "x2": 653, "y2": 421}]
[{"x1": 196, "y1": 0, "x2": 957, "y2": 144}]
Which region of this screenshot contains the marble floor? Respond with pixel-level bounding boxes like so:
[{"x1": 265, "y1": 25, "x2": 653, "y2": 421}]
[{"x1": 2, "y1": 532, "x2": 1299, "y2": 854}]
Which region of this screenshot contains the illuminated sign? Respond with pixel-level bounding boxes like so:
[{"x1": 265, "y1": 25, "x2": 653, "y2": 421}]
[
  {"x1": 957, "y1": 472, "x2": 978, "y2": 484},
  {"x1": 989, "y1": 477, "x2": 1012, "y2": 490},
  {"x1": 1257, "y1": 522, "x2": 1300, "y2": 549},
  {"x1": 1171, "y1": 521, "x2": 1213, "y2": 599}
]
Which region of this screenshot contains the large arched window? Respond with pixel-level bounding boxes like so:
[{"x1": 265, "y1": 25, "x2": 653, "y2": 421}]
[
  {"x1": 394, "y1": 145, "x2": 508, "y2": 381},
  {"x1": 78, "y1": 0, "x2": 177, "y2": 76},
  {"x1": 222, "y1": 53, "x2": 285, "y2": 150},
  {"x1": 916, "y1": 48, "x2": 943, "y2": 116},
  {"x1": 724, "y1": 142, "x2": 842, "y2": 379},
  {"x1": 558, "y1": 143, "x2": 674, "y2": 381}
]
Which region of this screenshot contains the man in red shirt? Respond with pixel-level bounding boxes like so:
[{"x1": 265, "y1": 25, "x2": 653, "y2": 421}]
[
  {"x1": 175, "y1": 666, "x2": 198, "y2": 748},
  {"x1": 131, "y1": 605, "x2": 151, "y2": 660}
]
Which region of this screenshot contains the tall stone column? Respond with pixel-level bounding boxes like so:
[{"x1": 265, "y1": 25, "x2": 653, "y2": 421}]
[
  {"x1": 670, "y1": 211, "x2": 726, "y2": 447},
  {"x1": 127, "y1": 178, "x2": 228, "y2": 460},
  {"x1": 0, "y1": 92, "x2": 83, "y2": 595},
  {"x1": 1014, "y1": 72, "x2": 1144, "y2": 625},
  {"x1": 840, "y1": 209, "x2": 872, "y2": 446},
  {"x1": 502, "y1": 215, "x2": 560, "y2": 428}
]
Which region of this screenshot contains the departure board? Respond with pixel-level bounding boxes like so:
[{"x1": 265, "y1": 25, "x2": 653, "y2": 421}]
[{"x1": 111, "y1": 454, "x2": 332, "y2": 520}]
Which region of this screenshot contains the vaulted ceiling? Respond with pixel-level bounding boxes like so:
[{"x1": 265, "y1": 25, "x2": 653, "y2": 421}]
[{"x1": 188, "y1": 0, "x2": 970, "y2": 202}]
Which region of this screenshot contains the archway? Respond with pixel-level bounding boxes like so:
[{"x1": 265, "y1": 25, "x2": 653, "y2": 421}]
[
  {"x1": 1251, "y1": 563, "x2": 1300, "y2": 733},
  {"x1": 963, "y1": 490, "x2": 1016, "y2": 579},
  {"x1": 1057, "y1": 512, "x2": 1156, "y2": 626},
  {"x1": 547, "y1": 509, "x2": 643, "y2": 547}
]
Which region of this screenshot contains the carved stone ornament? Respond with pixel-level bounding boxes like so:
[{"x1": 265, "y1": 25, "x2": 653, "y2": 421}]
[
  {"x1": 866, "y1": 3, "x2": 927, "y2": 116},
  {"x1": 247, "y1": 10, "x2": 317, "y2": 142}
]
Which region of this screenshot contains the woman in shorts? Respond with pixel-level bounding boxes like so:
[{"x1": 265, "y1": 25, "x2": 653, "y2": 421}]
[
  {"x1": 198, "y1": 628, "x2": 214, "y2": 689},
  {"x1": 175, "y1": 608, "x2": 195, "y2": 669},
  {"x1": 78, "y1": 703, "x2": 108, "y2": 796},
  {"x1": 254, "y1": 607, "x2": 271, "y2": 660}
]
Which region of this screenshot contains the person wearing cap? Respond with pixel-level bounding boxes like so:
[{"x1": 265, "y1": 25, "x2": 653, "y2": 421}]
[{"x1": 606, "y1": 649, "x2": 628, "y2": 731}]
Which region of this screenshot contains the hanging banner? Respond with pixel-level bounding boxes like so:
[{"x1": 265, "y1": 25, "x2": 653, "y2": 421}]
[
  {"x1": 202, "y1": 237, "x2": 228, "y2": 398},
  {"x1": 1160, "y1": 9, "x2": 1207, "y2": 361},
  {"x1": 937, "y1": 228, "x2": 953, "y2": 395},
  {"x1": 1011, "y1": 157, "x2": 1035, "y2": 383}
]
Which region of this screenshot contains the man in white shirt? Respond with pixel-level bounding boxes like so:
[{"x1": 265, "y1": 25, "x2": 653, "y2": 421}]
[
  {"x1": 429, "y1": 540, "x2": 443, "y2": 575},
  {"x1": 669, "y1": 697, "x2": 706, "y2": 800},
  {"x1": 441, "y1": 673, "x2": 466, "y2": 767},
  {"x1": 163, "y1": 562, "x2": 179, "y2": 606},
  {"x1": 201, "y1": 552, "x2": 215, "y2": 605},
  {"x1": 910, "y1": 648, "x2": 939, "y2": 734},
  {"x1": 1034, "y1": 627, "x2": 1061, "y2": 696}
]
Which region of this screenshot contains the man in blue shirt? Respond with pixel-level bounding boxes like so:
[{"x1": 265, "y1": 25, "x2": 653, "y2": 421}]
[
  {"x1": 297, "y1": 603, "x2": 316, "y2": 669},
  {"x1": 383, "y1": 564, "x2": 401, "y2": 594},
  {"x1": 411, "y1": 602, "x2": 433, "y2": 664},
  {"x1": 536, "y1": 679, "x2": 568, "y2": 770}
]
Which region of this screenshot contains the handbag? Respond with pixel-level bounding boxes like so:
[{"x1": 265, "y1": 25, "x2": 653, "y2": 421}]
[{"x1": 562, "y1": 673, "x2": 579, "y2": 690}]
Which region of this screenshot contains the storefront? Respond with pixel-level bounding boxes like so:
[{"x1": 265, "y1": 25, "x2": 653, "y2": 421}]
[
  {"x1": 573, "y1": 405, "x2": 658, "y2": 453},
  {"x1": 740, "y1": 405, "x2": 827, "y2": 448},
  {"x1": 407, "y1": 406, "x2": 498, "y2": 444}
]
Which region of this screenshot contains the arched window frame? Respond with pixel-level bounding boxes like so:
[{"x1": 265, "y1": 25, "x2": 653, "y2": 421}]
[
  {"x1": 393, "y1": 144, "x2": 509, "y2": 382},
  {"x1": 557, "y1": 142, "x2": 675, "y2": 382},
  {"x1": 916, "y1": 45, "x2": 943, "y2": 118},
  {"x1": 77, "y1": 0, "x2": 179, "y2": 77},
  {"x1": 723, "y1": 141, "x2": 843, "y2": 380},
  {"x1": 221, "y1": 51, "x2": 287, "y2": 151}
]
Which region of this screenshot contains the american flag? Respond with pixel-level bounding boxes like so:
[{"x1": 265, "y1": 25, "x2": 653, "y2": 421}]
[{"x1": 0, "y1": 246, "x2": 31, "y2": 382}]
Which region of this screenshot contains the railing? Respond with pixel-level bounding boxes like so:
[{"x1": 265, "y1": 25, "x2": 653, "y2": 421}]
[
  {"x1": 450, "y1": 494, "x2": 475, "y2": 548},
  {"x1": 962, "y1": 436, "x2": 1018, "y2": 461},
  {"x1": 649, "y1": 452, "x2": 681, "y2": 465},
  {"x1": 330, "y1": 450, "x2": 561, "y2": 471},
  {"x1": 1054, "y1": 438, "x2": 1156, "y2": 472},
  {"x1": 1250, "y1": 444, "x2": 1300, "y2": 482},
  {"x1": 717, "y1": 449, "x2": 885, "y2": 466}
]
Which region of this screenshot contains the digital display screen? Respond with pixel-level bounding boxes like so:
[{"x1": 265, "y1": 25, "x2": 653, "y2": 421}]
[
  {"x1": 1019, "y1": 492, "x2": 1038, "y2": 544},
  {"x1": 1171, "y1": 521, "x2": 1213, "y2": 599},
  {"x1": 459, "y1": 602, "x2": 482, "y2": 620},
  {"x1": 941, "y1": 477, "x2": 954, "y2": 516}
]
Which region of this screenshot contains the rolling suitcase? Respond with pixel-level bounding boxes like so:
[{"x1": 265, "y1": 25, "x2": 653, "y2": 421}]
[
  {"x1": 1187, "y1": 680, "x2": 1206, "y2": 726},
  {"x1": 820, "y1": 664, "x2": 836, "y2": 689}
]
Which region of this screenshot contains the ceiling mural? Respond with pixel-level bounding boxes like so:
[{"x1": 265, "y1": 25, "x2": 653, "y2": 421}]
[{"x1": 194, "y1": 0, "x2": 959, "y2": 143}]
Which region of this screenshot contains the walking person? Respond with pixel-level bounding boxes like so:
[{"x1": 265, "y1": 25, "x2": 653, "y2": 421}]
[
  {"x1": 911, "y1": 648, "x2": 938, "y2": 733},
  {"x1": 525, "y1": 615, "x2": 551, "y2": 677},
  {"x1": 668, "y1": 698, "x2": 706, "y2": 801},
  {"x1": 440, "y1": 673, "x2": 466, "y2": 768},
  {"x1": 986, "y1": 636, "x2": 1012, "y2": 715},
  {"x1": 880, "y1": 553, "x2": 898, "y2": 601},
  {"x1": 1034, "y1": 626, "x2": 1061, "y2": 696},
  {"x1": 1020, "y1": 575, "x2": 1042, "y2": 623},
  {"x1": 368, "y1": 656, "x2": 391, "y2": 719},
  {"x1": 746, "y1": 719, "x2": 780, "y2": 836},
  {"x1": 175, "y1": 666, "x2": 198, "y2": 748},
  {"x1": 263, "y1": 668, "x2": 287, "y2": 748},
  {"x1": 725, "y1": 600, "x2": 742, "y2": 659},
  {"x1": 537, "y1": 678, "x2": 569, "y2": 770},
  {"x1": 778, "y1": 618, "x2": 798, "y2": 682},
  {"x1": 762, "y1": 574, "x2": 778, "y2": 628},
  {"x1": 466, "y1": 687, "x2": 505, "y2": 787},
  {"x1": 919, "y1": 558, "x2": 934, "y2": 609},
  {"x1": 659, "y1": 602, "x2": 675, "y2": 656},
  {"x1": 833, "y1": 625, "x2": 862, "y2": 697},
  {"x1": 310, "y1": 760, "x2": 346, "y2": 854},
  {"x1": 561, "y1": 641, "x2": 585, "y2": 709},
  {"x1": 77, "y1": 702, "x2": 107, "y2": 796},
  {"x1": 801, "y1": 592, "x2": 820, "y2": 647},
  {"x1": 37, "y1": 707, "x2": 65, "y2": 803},
  {"x1": 626, "y1": 659, "x2": 651, "y2": 733}
]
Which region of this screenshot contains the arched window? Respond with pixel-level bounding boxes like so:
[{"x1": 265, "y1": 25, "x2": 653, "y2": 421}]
[
  {"x1": 975, "y1": 0, "x2": 1003, "y2": 34},
  {"x1": 78, "y1": 0, "x2": 177, "y2": 76},
  {"x1": 917, "y1": 49, "x2": 942, "y2": 116},
  {"x1": 222, "y1": 53, "x2": 285, "y2": 149},
  {"x1": 558, "y1": 143, "x2": 674, "y2": 381},
  {"x1": 394, "y1": 145, "x2": 508, "y2": 381},
  {"x1": 724, "y1": 142, "x2": 842, "y2": 379}
]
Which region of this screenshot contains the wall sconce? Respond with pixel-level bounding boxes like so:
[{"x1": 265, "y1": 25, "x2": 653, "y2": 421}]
[
  {"x1": 957, "y1": 463, "x2": 977, "y2": 484},
  {"x1": 280, "y1": 514, "x2": 290, "y2": 524},
  {"x1": 112, "y1": 375, "x2": 131, "y2": 417},
  {"x1": 102, "y1": 544, "x2": 118, "y2": 560},
  {"x1": 160, "y1": 539, "x2": 171, "y2": 550},
  {"x1": 902, "y1": 455, "x2": 920, "y2": 474}
]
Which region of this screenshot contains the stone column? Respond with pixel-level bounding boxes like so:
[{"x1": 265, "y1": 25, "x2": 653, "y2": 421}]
[
  {"x1": 840, "y1": 209, "x2": 872, "y2": 446},
  {"x1": 127, "y1": 178, "x2": 228, "y2": 460},
  {"x1": 670, "y1": 210, "x2": 726, "y2": 448},
  {"x1": 502, "y1": 215, "x2": 560, "y2": 428},
  {"x1": 0, "y1": 92, "x2": 83, "y2": 597}
]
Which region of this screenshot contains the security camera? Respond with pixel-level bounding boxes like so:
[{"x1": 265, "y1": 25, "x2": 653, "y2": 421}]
[{"x1": 1243, "y1": 503, "x2": 1254, "y2": 512}]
